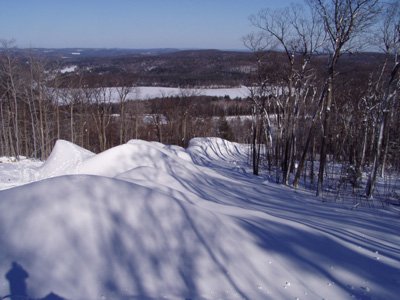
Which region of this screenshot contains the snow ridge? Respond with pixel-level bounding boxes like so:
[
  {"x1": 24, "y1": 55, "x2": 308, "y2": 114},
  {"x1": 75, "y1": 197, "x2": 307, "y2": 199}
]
[{"x1": 0, "y1": 138, "x2": 399, "y2": 300}]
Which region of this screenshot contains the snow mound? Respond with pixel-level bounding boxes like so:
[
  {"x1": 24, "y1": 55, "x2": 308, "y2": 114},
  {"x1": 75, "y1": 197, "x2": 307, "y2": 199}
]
[
  {"x1": 116, "y1": 166, "x2": 190, "y2": 195},
  {"x1": 76, "y1": 140, "x2": 195, "y2": 177},
  {"x1": 0, "y1": 175, "x2": 273, "y2": 300},
  {"x1": 187, "y1": 137, "x2": 249, "y2": 172},
  {"x1": 188, "y1": 137, "x2": 247, "y2": 161},
  {"x1": 162, "y1": 144, "x2": 193, "y2": 162},
  {"x1": 30, "y1": 138, "x2": 246, "y2": 184},
  {"x1": 37, "y1": 140, "x2": 94, "y2": 179},
  {"x1": 1, "y1": 138, "x2": 400, "y2": 300}
]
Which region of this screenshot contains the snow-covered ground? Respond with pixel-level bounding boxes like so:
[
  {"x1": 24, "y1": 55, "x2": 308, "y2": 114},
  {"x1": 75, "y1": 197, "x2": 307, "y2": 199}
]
[
  {"x1": 60, "y1": 65, "x2": 78, "y2": 74},
  {"x1": 136, "y1": 86, "x2": 250, "y2": 99},
  {"x1": 0, "y1": 138, "x2": 399, "y2": 300},
  {"x1": 57, "y1": 86, "x2": 250, "y2": 103}
]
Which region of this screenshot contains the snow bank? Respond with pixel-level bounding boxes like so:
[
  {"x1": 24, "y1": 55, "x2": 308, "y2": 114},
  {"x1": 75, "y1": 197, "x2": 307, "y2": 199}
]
[
  {"x1": 75, "y1": 140, "x2": 195, "y2": 178},
  {"x1": 37, "y1": 140, "x2": 94, "y2": 179},
  {"x1": 1, "y1": 138, "x2": 400, "y2": 299},
  {"x1": 188, "y1": 137, "x2": 247, "y2": 162},
  {"x1": 0, "y1": 175, "x2": 282, "y2": 300},
  {"x1": 187, "y1": 137, "x2": 250, "y2": 174}
]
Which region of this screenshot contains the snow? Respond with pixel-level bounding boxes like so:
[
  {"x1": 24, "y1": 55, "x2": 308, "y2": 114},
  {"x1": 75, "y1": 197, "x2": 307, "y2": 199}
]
[
  {"x1": 137, "y1": 85, "x2": 250, "y2": 100},
  {"x1": 37, "y1": 140, "x2": 95, "y2": 179},
  {"x1": 60, "y1": 65, "x2": 77, "y2": 74},
  {"x1": 57, "y1": 86, "x2": 250, "y2": 103},
  {"x1": 0, "y1": 138, "x2": 399, "y2": 299},
  {"x1": 0, "y1": 156, "x2": 42, "y2": 190}
]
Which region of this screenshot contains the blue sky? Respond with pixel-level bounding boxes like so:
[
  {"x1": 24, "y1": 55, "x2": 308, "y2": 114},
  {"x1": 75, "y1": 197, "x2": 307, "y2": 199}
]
[{"x1": 0, "y1": 0, "x2": 301, "y2": 49}]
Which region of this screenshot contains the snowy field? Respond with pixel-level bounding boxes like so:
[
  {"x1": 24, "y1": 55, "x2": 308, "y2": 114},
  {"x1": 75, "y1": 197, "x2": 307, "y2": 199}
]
[
  {"x1": 57, "y1": 86, "x2": 251, "y2": 103},
  {"x1": 133, "y1": 86, "x2": 251, "y2": 100},
  {"x1": 0, "y1": 138, "x2": 399, "y2": 299}
]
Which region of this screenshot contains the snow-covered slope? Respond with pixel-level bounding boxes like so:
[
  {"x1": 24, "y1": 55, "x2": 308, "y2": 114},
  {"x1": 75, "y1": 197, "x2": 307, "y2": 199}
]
[{"x1": 0, "y1": 138, "x2": 399, "y2": 300}]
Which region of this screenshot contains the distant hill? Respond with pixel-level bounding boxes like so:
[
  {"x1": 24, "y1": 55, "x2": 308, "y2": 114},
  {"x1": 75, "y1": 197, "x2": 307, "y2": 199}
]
[
  {"x1": 0, "y1": 47, "x2": 386, "y2": 88},
  {"x1": 4, "y1": 48, "x2": 181, "y2": 59}
]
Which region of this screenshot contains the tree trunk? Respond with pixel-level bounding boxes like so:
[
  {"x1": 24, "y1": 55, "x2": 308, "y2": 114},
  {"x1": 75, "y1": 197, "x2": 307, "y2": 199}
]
[
  {"x1": 366, "y1": 62, "x2": 399, "y2": 198},
  {"x1": 293, "y1": 83, "x2": 327, "y2": 188},
  {"x1": 380, "y1": 128, "x2": 390, "y2": 178},
  {"x1": 0, "y1": 100, "x2": 9, "y2": 156},
  {"x1": 8, "y1": 60, "x2": 20, "y2": 160},
  {"x1": 70, "y1": 103, "x2": 74, "y2": 144},
  {"x1": 38, "y1": 87, "x2": 46, "y2": 160},
  {"x1": 317, "y1": 72, "x2": 334, "y2": 197},
  {"x1": 366, "y1": 112, "x2": 386, "y2": 198}
]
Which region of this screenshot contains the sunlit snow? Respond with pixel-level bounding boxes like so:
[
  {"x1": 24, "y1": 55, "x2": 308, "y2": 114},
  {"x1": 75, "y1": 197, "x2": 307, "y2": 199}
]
[
  {"x1": 0, "y1": 138, "x2": 399, "y2": 299},
  {"x1": 57, "y1": 86, "x2": 251, "y2": 103},
  {"x1": 60, "y1": 65, "x2": 78, "y2": 74}
]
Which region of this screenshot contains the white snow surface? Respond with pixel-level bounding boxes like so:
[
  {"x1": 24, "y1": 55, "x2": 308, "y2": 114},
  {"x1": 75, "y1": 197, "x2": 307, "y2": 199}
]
[
  {"x1": 128, "y1": 86, "x2": 250, "y2": 100},
  {"x1": 0, "y1": 138, "x2": 400, "y2": 299},
  {"x1": 57, "y1": 86, "x2": 250, "y2": 102},
  {"x1": 37, "y1": 140, "x2": 95, "y2": 179},
  {"x1": 0, "y1": 156, "x2": 42, "y2": 190},
  {"x1": 60, "y1": 65, "x2": 77, "y2": 74}
]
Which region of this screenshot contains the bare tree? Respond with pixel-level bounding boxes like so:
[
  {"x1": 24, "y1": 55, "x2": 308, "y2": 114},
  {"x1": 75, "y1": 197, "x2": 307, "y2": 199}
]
[
  {"x1": 116, "y1": 85, "x2": 135, "y2": 144},
  {"x1": 366, "y1": 0, "x2": 400, "y2": 198},
  {"x1": 0, "y1": 39, "x2": 21, "y2": 159},
  {"x1": 90, "y1": 87, "x2": 113, "y2": 152},
  {"x1": 28, "y1": 55, "x2": 50, "y2": 160},
  {"x1": 307, "y1": 0, "x2": 380, "y2": 196},
  {"x1": 250, "y1": 7, "x2": 298, "y2": 181},
  {"x1": 243, "y1": 32, "x2": 274, "y2": 175},
  {"x1": 60, "y1": 87, "x2": 82, "y2": 145},
  {"x1": 247, "y1": 3, "x2": 324, "y2": 181}
]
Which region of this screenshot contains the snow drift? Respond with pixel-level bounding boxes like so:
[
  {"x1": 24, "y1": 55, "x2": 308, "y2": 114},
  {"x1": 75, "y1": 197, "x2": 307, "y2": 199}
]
[
  {"x1": 0, "y1": 138, "x2": 399, "y2": 299},
  {"x1": 0, "y1": 175, "x2": 267, "y2": 299},
  {"x1": 37, "y1": 140, "x2": 94, "y2": 179}
]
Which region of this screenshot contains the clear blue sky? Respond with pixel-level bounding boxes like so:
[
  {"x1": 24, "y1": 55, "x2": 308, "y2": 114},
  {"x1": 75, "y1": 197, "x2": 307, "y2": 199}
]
[{"x1": 0, "y1": 0, "x2": 302, "y2": 49}]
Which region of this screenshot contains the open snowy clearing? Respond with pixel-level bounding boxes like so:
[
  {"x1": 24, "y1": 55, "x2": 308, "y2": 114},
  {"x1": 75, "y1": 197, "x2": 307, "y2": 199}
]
[
  {"x1": 0, "y1": 138, "x2": 399, "y2": 299},
  {"x1": 135, "y1": 86, "x2": 251, "y2": 100},
  {"x1": 57, "y1": 86, "x2": 251, "y2": 103}
]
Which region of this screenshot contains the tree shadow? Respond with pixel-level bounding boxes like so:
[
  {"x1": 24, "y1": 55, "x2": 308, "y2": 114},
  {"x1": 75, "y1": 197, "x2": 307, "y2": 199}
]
[
  {"x1": 4, "y1": 262, "x2": 65, "y2": 300},
  {"x1": 238, "y1": 217, "x2": 399, "y2": 299}
]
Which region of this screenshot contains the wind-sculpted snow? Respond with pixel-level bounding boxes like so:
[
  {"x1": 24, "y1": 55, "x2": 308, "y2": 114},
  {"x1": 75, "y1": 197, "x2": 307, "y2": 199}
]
[
  {"x1": 37, "y1": 140, "x2": 95, "y2": 179},
  {"x1": 0, "y1": 176, "x2": 270, "y2": 299},
  {"x1": 0, "y1": 138, "x2": 400, "y2": 299},
  {"x1": 188, "y1": 137, "x2": 248, "y2": 164},
  {"x1": 75, "y1": 140, "x2": 195, "y2": 178}
]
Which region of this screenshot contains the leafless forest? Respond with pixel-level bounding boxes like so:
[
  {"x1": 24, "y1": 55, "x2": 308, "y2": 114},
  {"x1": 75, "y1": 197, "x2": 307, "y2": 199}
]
[{"x1": 0, "y1": 0, "x2": 399, "y2": 201}]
